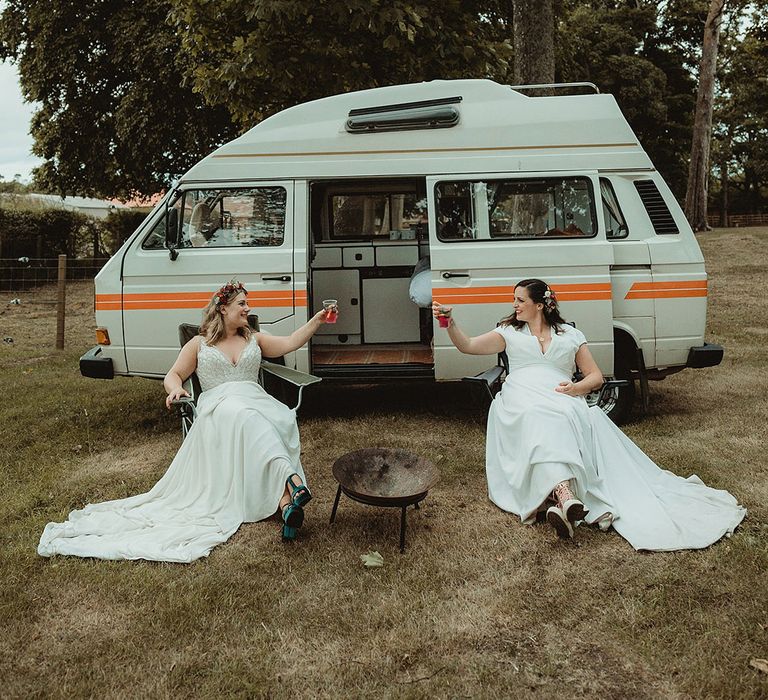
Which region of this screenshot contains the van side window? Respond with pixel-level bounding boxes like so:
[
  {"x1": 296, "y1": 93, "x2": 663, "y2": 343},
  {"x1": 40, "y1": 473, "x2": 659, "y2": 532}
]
[
  {"x1": 329, "y1": 192, "x2": 426, "y2": 240},
  {"x1": 435, "y1": 177, "x2": 596, "y2": 241},
  {"x1": 600, "y1": 178, "x2": 629, "y2": 239},
  {"x1": 175, "y1": 187, "x2": 287, "y2": 248}
]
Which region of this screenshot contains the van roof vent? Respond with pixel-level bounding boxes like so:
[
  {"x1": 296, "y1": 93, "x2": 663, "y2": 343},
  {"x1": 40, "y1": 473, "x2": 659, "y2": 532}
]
[
  {"x1": 346, "y1": 96, "x2": 461, "y2": 134},
  {"x1": 633, "y1": 180, "x2": 679, "y2": 235}
]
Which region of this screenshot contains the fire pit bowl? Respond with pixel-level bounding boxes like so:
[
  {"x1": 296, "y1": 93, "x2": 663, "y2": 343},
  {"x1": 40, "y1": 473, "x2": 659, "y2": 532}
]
[{"x1": 330, "y1": 447, "x2": 440, "y2": 552}]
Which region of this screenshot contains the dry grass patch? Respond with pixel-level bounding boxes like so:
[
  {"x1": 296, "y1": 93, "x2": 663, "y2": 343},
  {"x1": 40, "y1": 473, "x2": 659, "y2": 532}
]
[{"x1": 1, "y1": 229, "x2": 767, "y2": 698}]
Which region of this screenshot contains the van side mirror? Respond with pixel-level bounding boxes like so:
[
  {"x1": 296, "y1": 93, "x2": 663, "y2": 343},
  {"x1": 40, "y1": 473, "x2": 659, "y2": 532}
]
[{"x1": 165, "y1": 206, "x2": 179, "y2": 261}]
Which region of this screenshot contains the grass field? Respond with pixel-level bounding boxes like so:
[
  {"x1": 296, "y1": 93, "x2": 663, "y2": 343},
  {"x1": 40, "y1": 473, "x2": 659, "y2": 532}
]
[{"x1": 1, "y1": 228, "x2": 766, "y2": 698}]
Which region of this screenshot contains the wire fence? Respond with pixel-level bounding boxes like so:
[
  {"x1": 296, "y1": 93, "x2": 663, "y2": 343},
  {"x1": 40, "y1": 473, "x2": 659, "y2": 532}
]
[
  {"x1": 1, "y1": 255, "x2": 107, "y2": 349},
  {"x1": 1, "y1": 256, "x2": 108, "y2": 293}
]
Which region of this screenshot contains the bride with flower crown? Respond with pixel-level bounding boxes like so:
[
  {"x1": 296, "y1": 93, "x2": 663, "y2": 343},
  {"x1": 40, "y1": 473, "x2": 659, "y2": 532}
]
[
  {"x1": 434, "y1": 279, "x2": 745, "y2": 550},
  {"x1": 38, "y1": 281, "x2": 333, "y2": 562}
]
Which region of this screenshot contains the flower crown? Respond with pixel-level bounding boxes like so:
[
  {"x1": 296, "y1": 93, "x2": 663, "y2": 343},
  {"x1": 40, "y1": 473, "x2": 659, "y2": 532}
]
[
  {"x1": 543, "y1": 287, "x2": 557, "y2": 311},
  {"x1": 214, "y1": 280, "x2": 246, "y2": 306}
]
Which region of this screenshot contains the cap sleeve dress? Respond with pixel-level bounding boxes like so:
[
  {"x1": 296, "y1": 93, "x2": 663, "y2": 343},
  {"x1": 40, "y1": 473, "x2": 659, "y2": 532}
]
[{"x1": 485, "y1": 323, "x2": 745, "y2": 551}]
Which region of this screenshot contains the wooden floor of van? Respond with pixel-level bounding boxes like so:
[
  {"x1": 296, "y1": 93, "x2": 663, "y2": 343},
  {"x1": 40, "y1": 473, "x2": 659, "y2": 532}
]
[{"x1": 312, "y1": 343, "x2": 433, "y2": 366}]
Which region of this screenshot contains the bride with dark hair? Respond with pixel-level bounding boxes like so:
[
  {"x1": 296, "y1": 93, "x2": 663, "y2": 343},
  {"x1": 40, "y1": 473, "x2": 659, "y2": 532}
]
[
  {"x1": 434, "y1": 279, "x2": 745, "y2": 550},
  {"x1": 39, "y1": 281, "x2": 334, "y2": 562}
]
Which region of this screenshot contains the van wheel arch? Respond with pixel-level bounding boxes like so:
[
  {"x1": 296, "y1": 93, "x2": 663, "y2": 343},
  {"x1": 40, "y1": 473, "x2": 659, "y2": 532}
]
[{"x1": 586, "y1": 328, "x2": 637, "y2": 424}]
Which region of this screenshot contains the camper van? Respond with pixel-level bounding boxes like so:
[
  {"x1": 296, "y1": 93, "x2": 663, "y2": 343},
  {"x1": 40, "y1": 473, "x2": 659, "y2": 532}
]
[{"x1": 80, "y1": 79, "x2": 722, "y2": 422}]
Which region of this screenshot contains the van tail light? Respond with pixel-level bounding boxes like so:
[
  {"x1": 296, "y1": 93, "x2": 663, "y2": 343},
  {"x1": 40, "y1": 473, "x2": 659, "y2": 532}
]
[{"x1": 96, "y1": 327, "x2": 111, "y2": 345}]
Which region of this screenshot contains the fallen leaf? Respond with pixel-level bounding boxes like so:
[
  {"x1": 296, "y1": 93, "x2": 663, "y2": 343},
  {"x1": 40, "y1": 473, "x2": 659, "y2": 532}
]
[
  {"x1": 360, "y1": 551, "x2": 384, "y2": 567},
  {"x1": 749, "y1": 658, "x2": 768, "y2": 674}
]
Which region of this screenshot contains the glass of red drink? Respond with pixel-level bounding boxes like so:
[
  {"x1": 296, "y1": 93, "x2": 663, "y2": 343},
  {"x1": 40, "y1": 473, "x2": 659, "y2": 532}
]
[
  {"x1": 437, "y1": 307, "x2": 451, "y2": 328},
  {"x1": 322, "y1": 299, "x2": 338, "y2": 323}
]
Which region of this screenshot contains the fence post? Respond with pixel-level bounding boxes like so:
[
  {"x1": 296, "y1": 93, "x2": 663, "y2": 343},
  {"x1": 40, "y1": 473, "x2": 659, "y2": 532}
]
[{"x1": 56, "y1": 254, "x2": 67, "y2": 350}]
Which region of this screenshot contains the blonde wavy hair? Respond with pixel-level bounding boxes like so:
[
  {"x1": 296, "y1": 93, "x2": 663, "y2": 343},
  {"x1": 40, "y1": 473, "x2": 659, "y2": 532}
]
[{"x1": 199, "y1": 280, "x2": 251, "y2": 345}]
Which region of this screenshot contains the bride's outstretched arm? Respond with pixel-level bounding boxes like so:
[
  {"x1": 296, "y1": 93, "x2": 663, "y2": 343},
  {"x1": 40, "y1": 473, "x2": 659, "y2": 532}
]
[
  {"x1": 257, "y1": 309, "x2": 328, "y2": 358},
  {"x1": 163, "y1": 336, "x2": 201, "y2": 408},
  {"x1": 431, "y1": 301, "x2": 506, "y2": 356}
]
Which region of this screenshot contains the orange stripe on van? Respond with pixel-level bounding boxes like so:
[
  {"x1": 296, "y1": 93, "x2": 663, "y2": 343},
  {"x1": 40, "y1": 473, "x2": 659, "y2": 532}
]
[
  {"x1": 96, "y1": 290, "x2": 307, "y2": 311},
  {"x1": 625, "y1": 280, "x2": 707, "y2": 300},
  {"x1": 432, "y1": 283, "x2": 612, "y2": 304}
]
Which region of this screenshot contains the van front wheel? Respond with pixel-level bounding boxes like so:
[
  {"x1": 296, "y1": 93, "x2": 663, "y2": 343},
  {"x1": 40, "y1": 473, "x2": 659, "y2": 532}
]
[{"x1": 586, "y1": 377, "x2": 635, "y2": 425}]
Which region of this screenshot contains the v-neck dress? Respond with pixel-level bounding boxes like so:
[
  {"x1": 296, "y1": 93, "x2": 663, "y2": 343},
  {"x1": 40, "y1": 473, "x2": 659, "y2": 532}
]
[
  {"x1": 485, "y1": 323, "x2": 745, "y2": 551},
  {"x1": 38, "y1": 336, "x2": 306, "y2": 563}
]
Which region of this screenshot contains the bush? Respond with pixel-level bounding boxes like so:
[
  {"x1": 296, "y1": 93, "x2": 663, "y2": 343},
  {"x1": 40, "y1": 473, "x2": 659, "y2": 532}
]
[
  {"x1": 99, "y1": 209, "x2": 150, "y2": 255},
  {"x1": 0, "y1": 208, "x2": 90, "y2": 258}
]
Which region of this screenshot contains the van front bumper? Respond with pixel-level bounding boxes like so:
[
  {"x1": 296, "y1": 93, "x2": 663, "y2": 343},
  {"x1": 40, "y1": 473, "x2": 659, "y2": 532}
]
[
  {"x1": 80, "y1": 346, "x2": 114, "y2": 379},
  {"x1": 686, "y1": 342, "x2": 724, "y2": 369}
]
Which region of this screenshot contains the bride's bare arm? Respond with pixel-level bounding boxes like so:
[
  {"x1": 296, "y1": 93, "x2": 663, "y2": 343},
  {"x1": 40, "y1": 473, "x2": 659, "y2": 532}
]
[
  {"x1": 555, "y1": 343, "x2": 604, "y2": 397},
  {"x1": 432, "y1": 301, "x2": 505, "y2": 356},
  {"x1": 256, "y1": 309, "x2": 327, "y2": 358},
  {"x1": 163, "y1": 336, "x2": 201, "y2": 407}
]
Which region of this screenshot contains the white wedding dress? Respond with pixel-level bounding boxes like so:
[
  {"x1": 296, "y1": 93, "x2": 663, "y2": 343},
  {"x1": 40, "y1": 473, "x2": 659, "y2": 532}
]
[
  {"x1": 38, "y1": 336, "x2": 305, "y2": 562},
  {"x1": 485, "y1": 323, "x2": 746, "y2": 551}
]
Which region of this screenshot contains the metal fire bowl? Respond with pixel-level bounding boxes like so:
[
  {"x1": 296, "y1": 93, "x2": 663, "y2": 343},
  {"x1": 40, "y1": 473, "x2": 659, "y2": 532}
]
[{"x1": 332, "y1": 447, "x2": 440, "y2": 506}]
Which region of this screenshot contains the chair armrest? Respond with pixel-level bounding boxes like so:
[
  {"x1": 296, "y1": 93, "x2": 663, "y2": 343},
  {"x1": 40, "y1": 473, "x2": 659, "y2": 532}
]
[
  {"x1": 261, "y1": 361, "x2": 322, "y2": 388},
  {"x1": 462, "y1": 365, "x2": 505, "y2": 401},
  {"x1": 260, "y1": 361, "x2": 322, "y2": 411},
  {"x1": 170, "y1": 396, "x2": 197, "y2": 419}
]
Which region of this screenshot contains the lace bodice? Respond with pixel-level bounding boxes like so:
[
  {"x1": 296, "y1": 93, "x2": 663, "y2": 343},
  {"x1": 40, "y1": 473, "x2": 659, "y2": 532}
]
[{"x1": 197, "y1": 336, "x2": 262, "y2": 392}]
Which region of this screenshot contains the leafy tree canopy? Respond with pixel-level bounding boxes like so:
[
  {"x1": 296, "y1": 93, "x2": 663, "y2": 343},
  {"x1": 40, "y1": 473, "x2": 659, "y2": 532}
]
[
  {"x1": 0, "y1": 0, "x2": 238, "y2": 199},
  {"x1": 167, "y1": 0, "x2": 513, "y2": 129}
]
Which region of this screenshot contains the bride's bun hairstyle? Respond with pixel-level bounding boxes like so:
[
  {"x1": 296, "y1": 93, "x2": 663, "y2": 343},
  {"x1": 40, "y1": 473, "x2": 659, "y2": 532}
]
[
  {"x1": 500, "y1": 278, "x2": 568, "y2": 332},
  {"x1": 200, "y1": 279, "x2": 251, "y2": 343}
]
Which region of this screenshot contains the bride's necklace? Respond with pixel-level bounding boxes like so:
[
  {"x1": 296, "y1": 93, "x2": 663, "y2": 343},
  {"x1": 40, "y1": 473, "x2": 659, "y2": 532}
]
[{"x1": 530, "y1": 325, "x2": 550, "y2": 343}]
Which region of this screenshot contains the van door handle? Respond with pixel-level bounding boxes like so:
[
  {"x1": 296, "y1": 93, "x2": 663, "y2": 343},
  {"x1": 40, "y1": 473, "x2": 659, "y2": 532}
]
[
  {"x1": 263, "y1": 275, "x2": 291, "y2": 282},
  {"x1": 442, "y1": 272, "x2": 470, "y2": 279}
]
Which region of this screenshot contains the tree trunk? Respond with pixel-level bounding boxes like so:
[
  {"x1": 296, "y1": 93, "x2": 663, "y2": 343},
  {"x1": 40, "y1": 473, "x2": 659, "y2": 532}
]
[
  {"x1": 684, "y1": 0, "x2": 726, "y2": 232},
  {"x1": 513, "y1": 0, "x2": 555, "y2": 93}
]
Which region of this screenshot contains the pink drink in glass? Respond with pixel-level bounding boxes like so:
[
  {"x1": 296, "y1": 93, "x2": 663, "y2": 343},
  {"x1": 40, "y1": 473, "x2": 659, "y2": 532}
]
[
  {"x1": 323, "y1": 299, "x2": 338, "y2": 323},
  {"x1": 438, "y1": 308, "x2": 450, "y2": 328}
]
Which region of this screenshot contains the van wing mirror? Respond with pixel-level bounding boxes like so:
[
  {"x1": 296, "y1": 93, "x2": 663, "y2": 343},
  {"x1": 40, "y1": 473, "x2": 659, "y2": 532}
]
[{"x1": 165, "y1": 206, "x2": 180, "y2": 261}]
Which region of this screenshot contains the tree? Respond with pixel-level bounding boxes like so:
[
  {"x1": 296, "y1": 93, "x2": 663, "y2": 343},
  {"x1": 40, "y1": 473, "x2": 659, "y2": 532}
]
[
  {"x1": 713, "y1": 6, "x2": 768, "y2": 218},
  {"x1": 168, "y1": 0, "x2": 513, "y2": 129},
  {"x1": 0, "y1": 0, "x2": 238, "y2": 199},
  {"x1": 684, "y1": 0, "x2": 726, "y2": 230},
  {"x1": 512, "y1": 0, "x2": 555, "y2": 88}
]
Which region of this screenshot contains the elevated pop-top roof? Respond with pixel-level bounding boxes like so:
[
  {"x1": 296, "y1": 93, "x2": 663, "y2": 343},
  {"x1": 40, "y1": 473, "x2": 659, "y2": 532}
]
[{"x1": 182, "y1": 79, "x2": 653, "y2": 183}]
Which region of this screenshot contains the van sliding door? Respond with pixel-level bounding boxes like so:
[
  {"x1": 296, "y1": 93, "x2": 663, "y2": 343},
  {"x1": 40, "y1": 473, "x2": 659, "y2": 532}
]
[
  {"x1": 427, "y1": 172, "x2": 615, "y2": 380},
  {"x1": 121, "y1": 182, "x2": 298, "y2": 377}
]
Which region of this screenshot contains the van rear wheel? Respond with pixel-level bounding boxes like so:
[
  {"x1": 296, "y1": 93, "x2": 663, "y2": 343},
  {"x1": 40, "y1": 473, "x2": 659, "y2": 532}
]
[{"x1": 586, "y1": 377, "x2": 635, "y2": 425}]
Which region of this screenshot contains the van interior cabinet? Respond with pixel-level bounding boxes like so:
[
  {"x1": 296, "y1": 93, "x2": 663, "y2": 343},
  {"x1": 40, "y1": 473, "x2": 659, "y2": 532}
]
[
  {"x1": 312, "y1": 269, "x2": 361, "y2": 341},
  {"x1": 361, "y1": 277, "x2": 421, "y2": 343}
]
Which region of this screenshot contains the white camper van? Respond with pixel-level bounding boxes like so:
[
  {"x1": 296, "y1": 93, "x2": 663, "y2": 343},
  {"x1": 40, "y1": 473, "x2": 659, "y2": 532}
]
[{"x1": 81, "y1": 79, "x2": 722, "y2": 422}]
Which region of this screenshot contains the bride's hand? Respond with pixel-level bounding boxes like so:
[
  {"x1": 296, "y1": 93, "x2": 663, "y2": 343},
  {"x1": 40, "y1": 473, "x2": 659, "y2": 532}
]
[
  {"x1": 555, "y1": 381, "x2": 580, "y2": 397},
  {"x1": 165, "y1": 387, "x2": 190, "y2": 409}
]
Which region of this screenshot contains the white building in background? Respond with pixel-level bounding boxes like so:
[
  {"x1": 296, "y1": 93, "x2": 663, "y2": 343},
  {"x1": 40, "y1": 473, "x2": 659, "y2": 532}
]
[{"x1": 1, "y1": 193, "x2": 129, "y2": 219}]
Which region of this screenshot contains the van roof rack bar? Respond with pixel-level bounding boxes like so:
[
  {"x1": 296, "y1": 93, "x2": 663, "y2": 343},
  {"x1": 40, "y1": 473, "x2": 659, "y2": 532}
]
[
  {"x1": 508, "y1": 82, "x2": 600, "y2": 95},
  {"x1": 348, "y1": 96, "x2": 462, "y2": 117}
]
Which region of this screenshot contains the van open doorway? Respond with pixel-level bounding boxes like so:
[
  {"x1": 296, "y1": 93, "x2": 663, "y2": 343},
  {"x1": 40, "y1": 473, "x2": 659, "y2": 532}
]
[{"x1": 308, "y1": 178, "x2": 435, "y2": 379}]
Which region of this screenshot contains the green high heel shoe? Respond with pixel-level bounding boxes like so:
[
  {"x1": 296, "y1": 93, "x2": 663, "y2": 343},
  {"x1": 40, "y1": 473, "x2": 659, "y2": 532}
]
[
  {"x1": 281, "y1": 523, "x2": 297, "y2": 541},
  {"x1": 286, "y1": 474, "x2": 312, "y2": 507},
  {"x1": 282, "y1": 502, "x2": 305, "y2": 529}
]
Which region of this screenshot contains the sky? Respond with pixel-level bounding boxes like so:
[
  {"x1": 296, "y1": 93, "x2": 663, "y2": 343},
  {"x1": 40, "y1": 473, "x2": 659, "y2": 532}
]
[{"x1": 0, "y1": 60, "x2": 43, "y2": 183}]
